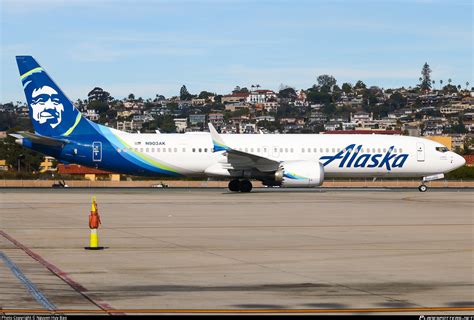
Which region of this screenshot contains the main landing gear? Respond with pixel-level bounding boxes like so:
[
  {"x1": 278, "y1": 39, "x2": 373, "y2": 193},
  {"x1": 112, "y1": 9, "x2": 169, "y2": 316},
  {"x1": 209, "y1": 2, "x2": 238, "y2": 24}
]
[
  {"x1": 228, "y1": 179, "x2": 253, "y2": 193},
  {"x1": 418, "y1": 184, "x2": 428, "y2": 192}
]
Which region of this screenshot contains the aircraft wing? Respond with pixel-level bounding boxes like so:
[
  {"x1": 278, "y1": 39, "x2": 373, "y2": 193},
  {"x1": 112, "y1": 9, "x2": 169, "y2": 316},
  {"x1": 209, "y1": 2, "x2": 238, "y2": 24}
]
[
  {"x1": 9, "y1": 131, "x2": 68, "y2": 147},
  {"x1": 209, "y1": 123, "x2": 279, "y2": 172}
]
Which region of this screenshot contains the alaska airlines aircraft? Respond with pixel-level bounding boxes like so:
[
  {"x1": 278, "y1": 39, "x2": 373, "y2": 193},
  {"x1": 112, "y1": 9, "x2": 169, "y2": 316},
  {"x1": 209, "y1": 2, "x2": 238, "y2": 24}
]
[{"x1": 12, "y1": 56, "x2": 465, "y2": 192}]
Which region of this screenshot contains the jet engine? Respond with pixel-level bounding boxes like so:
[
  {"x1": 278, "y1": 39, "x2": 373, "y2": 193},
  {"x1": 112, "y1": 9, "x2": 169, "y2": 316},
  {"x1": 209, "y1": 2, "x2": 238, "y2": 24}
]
[{"x1": 274, "y1": 160, "x2": 324, "y2": 187}]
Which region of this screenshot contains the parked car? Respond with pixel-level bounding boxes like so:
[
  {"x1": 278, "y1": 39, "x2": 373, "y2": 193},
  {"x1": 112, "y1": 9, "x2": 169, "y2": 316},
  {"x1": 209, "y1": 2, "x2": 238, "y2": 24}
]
[
  {"x1": 52, "y1": 180, "x2": 69, "y2": 188},
  {"x1": 152, "y1": 182, "x2": 169, "y2": 188}
]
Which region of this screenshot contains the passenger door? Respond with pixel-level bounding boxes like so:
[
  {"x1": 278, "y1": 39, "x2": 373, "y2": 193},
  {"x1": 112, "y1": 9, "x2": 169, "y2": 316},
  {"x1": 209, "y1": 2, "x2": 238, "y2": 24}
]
[
  {"x1": 416, "y1": 142, "x2": 425, "y2": 162},
  {"x1": 92, "y1": 141, "x2": 102, "y2": 162}
]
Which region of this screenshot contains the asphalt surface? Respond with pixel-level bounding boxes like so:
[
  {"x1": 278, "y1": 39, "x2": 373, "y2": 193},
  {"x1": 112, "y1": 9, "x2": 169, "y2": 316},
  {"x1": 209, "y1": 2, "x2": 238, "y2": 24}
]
[{"x1": 0, "y1": 188, "x2": 473, "y2": 314}]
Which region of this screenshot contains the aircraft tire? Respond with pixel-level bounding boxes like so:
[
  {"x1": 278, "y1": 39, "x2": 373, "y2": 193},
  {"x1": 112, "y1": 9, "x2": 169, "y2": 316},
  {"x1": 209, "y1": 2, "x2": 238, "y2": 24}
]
[
  {"x1": 239, "y1": 180, "x2": 253, "y2": 193},
  {"x1": 418, "y1": 184, "x2": 428, "y2": 192},
  {"x1": 228, "y1": 179, "x2": 240, "y2": 192}
]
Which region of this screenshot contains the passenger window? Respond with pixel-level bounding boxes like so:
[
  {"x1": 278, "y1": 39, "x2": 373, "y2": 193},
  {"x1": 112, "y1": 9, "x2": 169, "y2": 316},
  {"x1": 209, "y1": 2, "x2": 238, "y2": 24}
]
[
  {"x1": 290, "y1": 148, "x2": 294, "y2": 153},
  {"x1": 168, "y1": 148, "x2": 171, "y2": 152},
  {"x1": 251, "y1": 148, "x2": 254, "y2": 153},
  {"x1": 279, "y1": 148, "x2": 283, "y2": 153},
  {"x1": 399, "y1": 148, "x2": 403, "y2": 153},
  {"x1": 245, "y1": 148, "x2": 248, "y2": 152},
  {"x1": 302, "y1": 148, "x2": 305, "y2": 153},
  {"x1": 204, "y1": 148, "x2": 208, "y2": 152},
  {"x1": 192, "y1": 148, "x2": 195, "y2": 152},
  {"x1": 320, "y1": 148, "x2": 323, "y2": 153},
  {"x1": 285, "y1": 148, "x2": 288, "y2": 153},
  {"x1": 383, "y1": 148, "x2": 386, "y2": 153},
  {"x1": 146, "y1": 148, "x2": 149, "y2": 152},
  {"x1": 140, "y1": 148, "x2": 143, "y2": 152},
  {"x1": 199, "y1": 148, "x2": 202, "y2": 152},
  {"x1": 174, "y1": 148, "x2": 177, "y2": 152},
  {"x1": 263, "y1": 147, "x2": 267, "y2": 153},
  {"x1": 377, "y1": 148, "x2": 381, "y2": 153},
  {"x1": 307, "y1": 148, "x2": 311, "y2": 153},
  {"x1": 326, "y1": 148, "x2": 329, "y2": 152},
  {"x1": 313, "y1": 148, "x2": 317, "y2": 153},
  {"x1": 157, "y1": 148, "x2": 160, "y2": 152},
  {"x1": 182, "y1": 148, "x2": 186, "y2": 152},
  {"x1": 257, "y1": 148, "x2": 261, "y2": 153}
]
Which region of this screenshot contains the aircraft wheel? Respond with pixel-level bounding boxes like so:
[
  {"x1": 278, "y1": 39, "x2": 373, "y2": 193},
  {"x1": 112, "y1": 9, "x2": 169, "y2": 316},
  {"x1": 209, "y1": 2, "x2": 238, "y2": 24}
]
[
  {"x1": 228, "y1": 179, "x2": 240, "y2": 192},
  {"x1": 418, "y1": 184, "x2": 428, "y2": 192},
  {"x1": 239, "y1": 180, "x2": 253, "y2": 193}
]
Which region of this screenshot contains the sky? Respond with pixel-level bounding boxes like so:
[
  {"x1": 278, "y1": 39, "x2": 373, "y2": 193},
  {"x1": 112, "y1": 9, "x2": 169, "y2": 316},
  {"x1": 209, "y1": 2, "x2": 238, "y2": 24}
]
[{"x1": 1, "y1": 0, "x2": 472, "y2": 103}]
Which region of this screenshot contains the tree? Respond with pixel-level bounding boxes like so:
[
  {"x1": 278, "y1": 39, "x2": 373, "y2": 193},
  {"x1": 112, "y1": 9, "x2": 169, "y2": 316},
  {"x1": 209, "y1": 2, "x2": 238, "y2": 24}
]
[
  {"x1": 198, "y1": 91, "x2": 215, "y2": 100},
  {"x1": 317, "y1": 75, "x2": 337, "y2": 92},
  {"x1": 278, "y1": 87, "x2": 297, "y2": 99},
  {"x1": 88, "y1": 100, "x2": 109, "y2": 114},
  {"x1": 420, "y1": 62, "x2": 432, "y2": 92},
  {"x1": 88, "y1": 87, "x2": 111, "y2": 103},
  {"x1": 127, "y1": 93, "x2": 135, "y2": 101},
  {"x1": 341, "y1": 82, "x2": 352, "y2": 94},
  {"x1": 180, "y1": 85, "x2": 193, "y2": 101},
  {"x1": 466, "y1": 82, "x2": 470, "y2": 90},
  {"x1": 354, "y1": 80, "x2": 367, "y2": 90}
]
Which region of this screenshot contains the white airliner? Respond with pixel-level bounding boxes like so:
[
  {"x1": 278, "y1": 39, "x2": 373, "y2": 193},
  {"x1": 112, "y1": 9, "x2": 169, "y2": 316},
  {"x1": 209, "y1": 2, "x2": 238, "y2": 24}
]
[{"x1": 13, "y1": 56, "x2": 466, "y2": 192}]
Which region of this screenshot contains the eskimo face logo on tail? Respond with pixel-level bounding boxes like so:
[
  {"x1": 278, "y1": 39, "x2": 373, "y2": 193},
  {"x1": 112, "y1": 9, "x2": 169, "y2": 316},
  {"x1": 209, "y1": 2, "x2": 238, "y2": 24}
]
[
  {"x1": 320, "y1": 144, "x2": 409, "y2": 171},
  {"x1": 30, "y1": 86, "x2": 64, "y2": 128}
]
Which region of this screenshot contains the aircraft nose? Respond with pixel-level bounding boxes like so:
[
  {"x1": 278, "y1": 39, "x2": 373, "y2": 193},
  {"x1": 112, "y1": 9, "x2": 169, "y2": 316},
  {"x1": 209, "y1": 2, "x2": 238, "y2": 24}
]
[{"x1": 453, "y1": 153, "x2": 466, "y2": 169}]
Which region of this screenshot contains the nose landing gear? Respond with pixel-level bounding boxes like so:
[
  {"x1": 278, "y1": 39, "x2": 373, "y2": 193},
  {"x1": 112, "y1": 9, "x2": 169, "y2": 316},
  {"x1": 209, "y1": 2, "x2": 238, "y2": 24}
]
[
  {"x1": 228, "y1": 179, "x2": 253, "y2": 193},
  {"x1": 418, "y1": 184, "x2": 428, "y2": 192}
]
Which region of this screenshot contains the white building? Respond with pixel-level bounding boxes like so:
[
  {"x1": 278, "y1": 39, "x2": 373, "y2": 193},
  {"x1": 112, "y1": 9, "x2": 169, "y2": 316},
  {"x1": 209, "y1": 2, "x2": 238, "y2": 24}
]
[
  {"x1": 247, "y1": 90, "x2": 277, "y2": 104},
  {"x1": 174, "y1": 118, "x2": 188, "y2": 133}
]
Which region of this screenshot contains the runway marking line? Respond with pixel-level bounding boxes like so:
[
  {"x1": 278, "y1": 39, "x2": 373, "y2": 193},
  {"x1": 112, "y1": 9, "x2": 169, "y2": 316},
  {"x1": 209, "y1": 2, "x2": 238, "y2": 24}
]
[
  {"x1": 0, "y1": 307, "x2": 473, "y2": 314},
  {"x1": 0, "y1": 230, "x2": 120, "y2": 315},
  {"x1": 0, "y1": 252, "x2": 56, "y2": 311}
]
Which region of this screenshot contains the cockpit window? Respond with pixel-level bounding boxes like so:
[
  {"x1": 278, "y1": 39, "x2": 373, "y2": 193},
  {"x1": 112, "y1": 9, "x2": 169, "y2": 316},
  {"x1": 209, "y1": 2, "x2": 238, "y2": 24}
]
[{"x1": 435, "y1": 146, "x2": 449, "y2": 153}]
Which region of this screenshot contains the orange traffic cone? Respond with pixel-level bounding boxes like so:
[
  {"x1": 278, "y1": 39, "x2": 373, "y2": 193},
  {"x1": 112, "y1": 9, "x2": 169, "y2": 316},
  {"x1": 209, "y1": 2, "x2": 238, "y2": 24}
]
[{"x1": 85, "y1": 196, "x2": 104, "y2": 250}]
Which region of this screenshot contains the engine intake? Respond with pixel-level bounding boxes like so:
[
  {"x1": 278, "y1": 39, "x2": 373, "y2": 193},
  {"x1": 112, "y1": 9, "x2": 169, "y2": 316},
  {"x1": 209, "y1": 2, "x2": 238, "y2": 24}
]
[{"x1": 274, "y1": 160, "x2": 324, "y2": 187}]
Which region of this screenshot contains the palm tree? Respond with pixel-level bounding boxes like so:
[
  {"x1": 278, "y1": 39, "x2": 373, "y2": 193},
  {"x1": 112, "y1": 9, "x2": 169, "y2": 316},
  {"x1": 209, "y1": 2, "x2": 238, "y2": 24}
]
[
  {"x1": 432, "y1": 80, "x2": 435, "y2": 90},
  {"x1": 466, "y1": 81, "x2": 470, "y2": 90},
  {"x1": 440, "y1": 79, "x2": 443, "y2": 90},
  {"x1": 448, "y1": 78, "x2": 452, "y2": 86},
  {"x1": 457, "y1": 85, "x2": 461, "y2": 91}
]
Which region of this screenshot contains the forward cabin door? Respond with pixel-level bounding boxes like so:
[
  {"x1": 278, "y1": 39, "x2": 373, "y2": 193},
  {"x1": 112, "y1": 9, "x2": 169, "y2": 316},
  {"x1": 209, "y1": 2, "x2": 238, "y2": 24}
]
[{"x1": 416, "y1": 142, "x2": 425, "y2": 162}]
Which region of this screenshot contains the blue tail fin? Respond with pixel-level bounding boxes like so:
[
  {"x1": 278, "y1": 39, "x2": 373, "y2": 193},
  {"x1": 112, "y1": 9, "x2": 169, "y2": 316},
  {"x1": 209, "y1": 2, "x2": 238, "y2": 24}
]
[{"x1": 16, "y1": 56, "x2": 83, "y2": 137}]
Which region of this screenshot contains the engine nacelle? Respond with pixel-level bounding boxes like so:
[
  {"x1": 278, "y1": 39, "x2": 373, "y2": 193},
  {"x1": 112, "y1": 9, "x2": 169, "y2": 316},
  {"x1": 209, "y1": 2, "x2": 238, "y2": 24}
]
[{"x1": 274, "y1": 160, "x2": 324, "y2": 187}]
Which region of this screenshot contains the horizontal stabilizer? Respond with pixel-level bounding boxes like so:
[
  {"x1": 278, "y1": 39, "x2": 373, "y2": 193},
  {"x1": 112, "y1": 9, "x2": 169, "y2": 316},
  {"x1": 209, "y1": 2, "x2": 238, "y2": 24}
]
[{"x1": 10, "y1": 131, "x2": 68, "y2": 147}]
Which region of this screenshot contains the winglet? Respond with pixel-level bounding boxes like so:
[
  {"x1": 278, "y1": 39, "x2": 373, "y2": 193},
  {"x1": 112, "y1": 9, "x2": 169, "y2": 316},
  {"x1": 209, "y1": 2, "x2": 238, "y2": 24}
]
[{"x1": 208, "y1": 123, "x2": 229, "y2": 152}]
